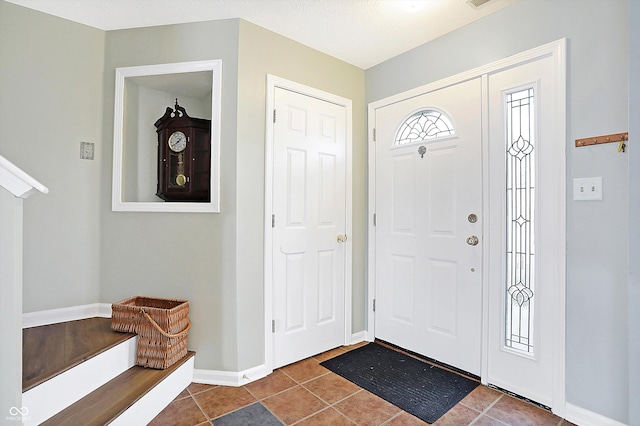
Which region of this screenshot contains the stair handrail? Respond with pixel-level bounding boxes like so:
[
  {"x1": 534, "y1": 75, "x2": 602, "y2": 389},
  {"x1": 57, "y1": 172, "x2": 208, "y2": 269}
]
[{"x1": 0, "y1": 154, "x2": 48, "y2": 198}]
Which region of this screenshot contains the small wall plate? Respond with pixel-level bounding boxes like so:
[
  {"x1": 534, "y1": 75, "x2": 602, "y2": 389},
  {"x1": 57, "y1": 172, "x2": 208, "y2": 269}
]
[
  {"x1": 80, "y1": 142, "x2": 94, "y2": 160},
  {"x1": 573, "y1": 177, "x2": 602, "y2": 201}
]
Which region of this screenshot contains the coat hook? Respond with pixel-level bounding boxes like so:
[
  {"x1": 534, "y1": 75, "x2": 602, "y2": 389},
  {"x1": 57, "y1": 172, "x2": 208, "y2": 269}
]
[{"x1": 618, "y1": 135, "x2": 627, "y2": 153}]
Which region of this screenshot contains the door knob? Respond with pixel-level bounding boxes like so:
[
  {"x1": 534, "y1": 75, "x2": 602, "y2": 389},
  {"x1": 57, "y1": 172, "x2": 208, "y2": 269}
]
[
  {"x1": 466, "y1": 235, "x2": 479, "y2": 246},
  {"x1": 337, "y1": 234, "x2": 348, "y2": 243}
]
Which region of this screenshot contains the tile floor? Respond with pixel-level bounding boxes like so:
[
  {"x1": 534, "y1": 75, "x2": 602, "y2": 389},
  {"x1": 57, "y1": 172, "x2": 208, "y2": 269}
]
[{"x1": 149, "y1": 343, "x2": 575, "y2": 426}]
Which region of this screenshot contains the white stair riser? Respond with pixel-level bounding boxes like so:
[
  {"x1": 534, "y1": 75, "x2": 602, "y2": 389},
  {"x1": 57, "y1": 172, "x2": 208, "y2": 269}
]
[
  {"x1": 22, "y1": 336, "x2": 137, "y2": 425},
  {"x1": 111, "y1": 356, "x2": 195, "y2": 425}
]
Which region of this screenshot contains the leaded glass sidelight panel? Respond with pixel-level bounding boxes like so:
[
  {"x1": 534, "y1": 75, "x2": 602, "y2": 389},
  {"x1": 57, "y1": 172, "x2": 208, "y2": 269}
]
[
  {"x1": 395, "y1": 109, "x2": 454, "y2": 145},
  {"x1": 505, "y1": 87, "x2": 536, "y2": 355}
]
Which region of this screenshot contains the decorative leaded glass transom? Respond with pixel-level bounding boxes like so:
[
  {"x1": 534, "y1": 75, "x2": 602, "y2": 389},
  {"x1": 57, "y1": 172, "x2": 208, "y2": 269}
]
[
  {"x1": 395, "y1": 109, "x2": 455, "y2": 145},
  {"x1": 505, "y1": 87, "x2": 536, "y2": 355}
]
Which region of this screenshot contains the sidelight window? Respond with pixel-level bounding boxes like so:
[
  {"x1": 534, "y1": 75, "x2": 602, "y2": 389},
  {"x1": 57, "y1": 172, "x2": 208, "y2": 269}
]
[{"x1": 505, "y1": 87, "x2": 536, "y2": 355}]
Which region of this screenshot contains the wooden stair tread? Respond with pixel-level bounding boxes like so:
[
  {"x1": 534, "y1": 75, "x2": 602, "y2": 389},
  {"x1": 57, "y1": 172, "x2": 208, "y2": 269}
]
[
  {"x1": 23, "y1": 317, "x2": 136, "y2": 392},
  {"x1": 41, "y1": 351, "x2": 195, "y2": 426}
]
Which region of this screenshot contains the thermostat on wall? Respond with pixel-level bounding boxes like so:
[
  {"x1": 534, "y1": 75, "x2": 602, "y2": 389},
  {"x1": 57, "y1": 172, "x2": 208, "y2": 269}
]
[{"x1": 80, "y1": 142, "x2": 94, "y2": 160}]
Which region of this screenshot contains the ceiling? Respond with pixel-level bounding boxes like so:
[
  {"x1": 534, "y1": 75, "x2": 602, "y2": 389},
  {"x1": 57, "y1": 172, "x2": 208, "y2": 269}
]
[{"x1": 5, "y1": 0, "x2": 518, "y2": 69}]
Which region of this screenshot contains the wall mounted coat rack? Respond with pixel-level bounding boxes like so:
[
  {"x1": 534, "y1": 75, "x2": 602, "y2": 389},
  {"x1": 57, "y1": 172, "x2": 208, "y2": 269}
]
[{"x1": 575, "y1": 132, "x2": 628, "y2": 152}]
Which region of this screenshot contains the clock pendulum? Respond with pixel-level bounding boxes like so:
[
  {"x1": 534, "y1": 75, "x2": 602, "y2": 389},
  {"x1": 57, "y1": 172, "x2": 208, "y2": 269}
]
[{"x1": 176, "y1": 153, "x2": 186, "y2": 187}]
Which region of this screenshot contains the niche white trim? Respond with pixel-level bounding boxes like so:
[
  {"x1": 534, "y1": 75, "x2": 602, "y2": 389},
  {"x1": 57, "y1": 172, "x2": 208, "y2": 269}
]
[{"x1": 112, "y1": 60, "x2": 222, "y2": 213}]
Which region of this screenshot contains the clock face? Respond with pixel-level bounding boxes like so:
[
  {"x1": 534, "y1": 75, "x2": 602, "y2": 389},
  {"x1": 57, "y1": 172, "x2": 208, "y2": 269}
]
[{"x1": 168, "y1": 131, "x2": 187, "y2": 152}]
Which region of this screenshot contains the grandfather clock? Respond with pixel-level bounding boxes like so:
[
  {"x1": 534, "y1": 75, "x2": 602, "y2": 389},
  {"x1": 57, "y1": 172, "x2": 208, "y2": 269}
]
[{"x1": 155, "y1": 99, "x2": 211, "y2": 202}]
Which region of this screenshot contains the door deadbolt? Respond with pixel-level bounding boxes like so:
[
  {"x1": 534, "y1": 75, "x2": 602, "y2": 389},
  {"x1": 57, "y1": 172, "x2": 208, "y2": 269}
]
[
  {"x1": 466, "y1": 235, "x2": 479, "y2": 246},
  {"x1": 468, "y1": 213, "x2": 478, "y2": 223}
]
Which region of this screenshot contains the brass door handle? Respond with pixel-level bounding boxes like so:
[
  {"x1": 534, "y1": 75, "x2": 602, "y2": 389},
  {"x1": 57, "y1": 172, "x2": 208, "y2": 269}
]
[
  {"x1": 466, "y1": 235, "x2": 479, "y2": 246},
  {"x1": 337, "y1": 234, "x2": 348, "y2": 243}
]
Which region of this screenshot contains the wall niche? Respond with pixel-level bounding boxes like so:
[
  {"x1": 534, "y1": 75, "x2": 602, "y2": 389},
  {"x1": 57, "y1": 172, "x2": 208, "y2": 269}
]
[{"x1": 112, "y1": 60, "x2": 221, "y2": 213}]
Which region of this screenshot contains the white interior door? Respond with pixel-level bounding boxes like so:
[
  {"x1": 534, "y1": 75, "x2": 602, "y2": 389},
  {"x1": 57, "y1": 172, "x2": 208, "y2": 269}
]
[
  {"x1": 487, "y1": 52, "x2": 564, "y2": 408},
  {"x1": 271, "y1": 86, "x2": 348, "y2": 369},
  {"x1": 374, "y1": 78, "x2": 483, "y2": 375}
]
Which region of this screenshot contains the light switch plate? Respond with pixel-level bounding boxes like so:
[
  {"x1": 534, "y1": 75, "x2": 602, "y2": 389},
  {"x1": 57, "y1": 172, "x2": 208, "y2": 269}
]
[{"x1": 573, "y1": 177, "x2": 602, "y2": 201}]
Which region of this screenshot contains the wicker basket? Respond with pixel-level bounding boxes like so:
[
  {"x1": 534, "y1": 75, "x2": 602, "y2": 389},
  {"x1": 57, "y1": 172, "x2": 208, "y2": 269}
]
[{"x1": 111, "y1": 296, "x2": 190, "y2": 369}]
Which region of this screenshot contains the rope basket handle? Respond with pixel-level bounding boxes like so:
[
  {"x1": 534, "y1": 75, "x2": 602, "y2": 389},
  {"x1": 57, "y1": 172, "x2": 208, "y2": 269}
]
[{"x1": 140, "y1": 308, "x2": 191, "y2": 338}]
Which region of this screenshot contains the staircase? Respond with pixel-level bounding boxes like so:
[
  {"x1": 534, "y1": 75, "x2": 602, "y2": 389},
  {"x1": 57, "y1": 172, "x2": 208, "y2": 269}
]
[{"x1": 22, "y1": 317, "x2": 194, "y2": 425}]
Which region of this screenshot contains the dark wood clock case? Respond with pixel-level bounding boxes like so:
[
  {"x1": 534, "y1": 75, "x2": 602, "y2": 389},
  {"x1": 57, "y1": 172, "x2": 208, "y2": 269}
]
[{"x1": 155, "y1": 100, "x2": 211, "y2": 202}]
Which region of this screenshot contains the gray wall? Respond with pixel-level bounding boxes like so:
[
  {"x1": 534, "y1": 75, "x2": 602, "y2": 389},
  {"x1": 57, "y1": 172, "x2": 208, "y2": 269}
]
[
  {"x1": 236, "y1": 20, "x2": 366, "y2": 369},
  {"x1": 0, "y1": 1, "x2": 105, "y2": 312},
  {"x1": 1, "y1": 1, "x2": 365, "y2": 374},
  {"x1": 101, "y1": 19, "x2": 365, "y2": 372},
  {"x1": 628, "y1": 1, "x2": 639, "y2": 424},
  {"x1": 366, "y1": 0, "x2": 630, "y2": 422},
  {"x1": 2, "y1": 0, "x2": 634, "y2": 421},
  {"x1": 100, "y1": 19, "x2": 242, "y2": 371}
]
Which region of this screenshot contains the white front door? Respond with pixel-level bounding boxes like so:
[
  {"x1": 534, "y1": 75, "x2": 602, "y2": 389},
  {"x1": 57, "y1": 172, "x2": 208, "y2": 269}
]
[
  {"x1": 368, "y1": 40, "x2": 565, "y2": 413},
  {"x1": 373, "y1": 77, "x2": 483, "y2": 375},
  {"x1": 486, "y1": 52, "x2": 564, "y2": 408},
  {"x1": 271, "y1": 86, "x2": 349, "y2": 368}
]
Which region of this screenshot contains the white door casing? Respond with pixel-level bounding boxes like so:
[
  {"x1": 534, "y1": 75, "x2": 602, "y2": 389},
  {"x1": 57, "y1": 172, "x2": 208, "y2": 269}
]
[
  {"x1": 374, "y1": 77, "x2": 483, "y2": 375},
  {"x1": 265, "y1": 76, "x2": 353, "y2": 370},
  {"x1": 367, "y1": 40, "x2": 566, "y2": 414}
]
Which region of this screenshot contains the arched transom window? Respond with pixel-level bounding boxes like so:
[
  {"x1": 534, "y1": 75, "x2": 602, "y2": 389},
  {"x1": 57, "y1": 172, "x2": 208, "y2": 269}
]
[{"x1": 395, "y1": 109, "x2": 455, "y2": 145}]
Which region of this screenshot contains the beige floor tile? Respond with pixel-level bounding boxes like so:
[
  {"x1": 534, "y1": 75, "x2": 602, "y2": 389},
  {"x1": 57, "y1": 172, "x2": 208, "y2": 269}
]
[
  {"x1": 471, "y1": 414, "x2": 509, "y2": 425},
  {"x1": 174, "y1": 388, "x2": 191, "y2": 400},
  {"x1": 294, "y1": 407, "x2": 356, "y2": 425},
  {"x1": 244, "y1": 369, "x2": 297, "y2": 399},
  {"x1": 384, "y1": 411, "x2": 429, "y2": 425},
  {"x1": 486, "y1": 395, "x2": 561, "y2": 426},
  {"x1": 334, "y1": 390, "x2": 401, "y2": 426},
  {"x1": 262, "y1": 385, "x2": 328, "y2": 425},
  {"x1": 281, "y1": 358, "x2": 330, "y2": 383},
  {"x1": 459, "y1": 385, "x2": 502, "y2": 412},
  {"x1": 187, "y1": 382, "x2": 217, "y2": 396},
  {"x1": 151, "y1": 345, "x2": 576, "y2": 426},
  {"x1": 303, "y1": 372, "x2": 361, "y2": 404},
  {"x1": 312, "y1": 346, "x2": 348, "y2": 362},
  {"x1": 148, "y1": 396, "x2": 207, "y2": 426},
  {"x1": 433, "y1": 403, "x2": 480, "y2": 426},
  {"x1": 193, "y1": 385, "x2": 256, "y2": 420}
]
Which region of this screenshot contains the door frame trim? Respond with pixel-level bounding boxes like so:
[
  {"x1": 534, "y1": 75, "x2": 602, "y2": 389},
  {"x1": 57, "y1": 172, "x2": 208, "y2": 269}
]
[
  {"x1": 367, "y1": 39, "x2": 566, "y2": 415},
  {"x1": 264, "y1": 74, "x2": 353, "y2": 371}
]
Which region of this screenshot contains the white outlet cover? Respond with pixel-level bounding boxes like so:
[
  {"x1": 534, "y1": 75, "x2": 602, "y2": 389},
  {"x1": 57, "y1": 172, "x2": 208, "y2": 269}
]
[{"x1": 573, "y1": 177, "x2": 603, "y2": 201}]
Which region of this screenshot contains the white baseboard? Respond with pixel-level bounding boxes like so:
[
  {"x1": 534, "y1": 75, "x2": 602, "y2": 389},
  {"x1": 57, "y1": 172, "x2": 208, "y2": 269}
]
[
  {"x1": 350, "y1": 330, "x2": 369, "y2": 345},
  {"x1": 23, "y1": 303, "x2": 112, "y2": 328},
  {"x1": 193, "y1": 363, "x2": 271, "y2": 387},
  {"x1": 565, "y1": 403, "x2": 628, "y2": 426},
  {"x1": 193, "y1": 332, "x2": 373, "y2": 388}
]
